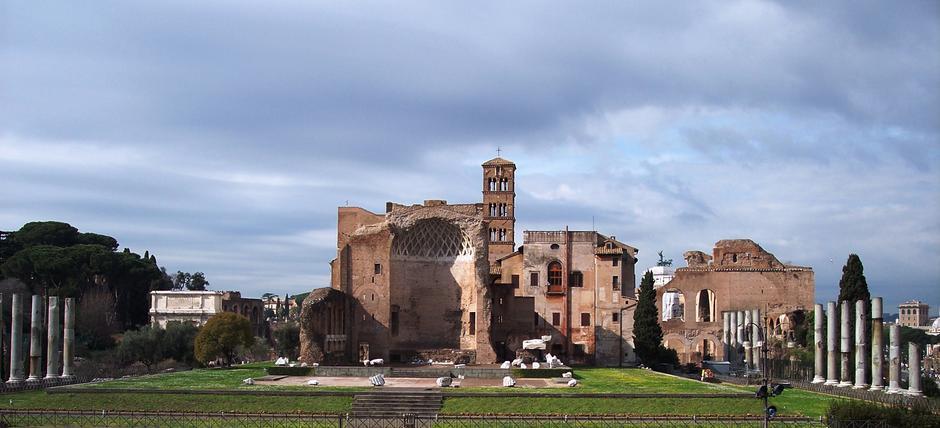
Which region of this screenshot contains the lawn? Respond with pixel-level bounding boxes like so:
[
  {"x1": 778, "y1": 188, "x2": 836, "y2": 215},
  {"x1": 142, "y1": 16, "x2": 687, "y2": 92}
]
[
  {"x1": 441, "y1": 388, "x2": 836, "y2": 418},
  {"x1": 1, "y1": 390, "x2": 352, "y2": 414},
  {"x1": 6, "y1": 365, "x2": 841, "y2": 418}
]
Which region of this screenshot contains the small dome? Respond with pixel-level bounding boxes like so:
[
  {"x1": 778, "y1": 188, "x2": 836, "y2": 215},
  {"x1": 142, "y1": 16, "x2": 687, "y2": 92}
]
[{"x1": 931, "y1": 317, "x2": 940, "y2": 329}]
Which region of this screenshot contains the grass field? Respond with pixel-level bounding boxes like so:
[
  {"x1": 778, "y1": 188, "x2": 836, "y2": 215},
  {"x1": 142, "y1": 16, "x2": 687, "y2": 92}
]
[{"x1": 0, "y1": 364, "x2": 842, "y2": 418}]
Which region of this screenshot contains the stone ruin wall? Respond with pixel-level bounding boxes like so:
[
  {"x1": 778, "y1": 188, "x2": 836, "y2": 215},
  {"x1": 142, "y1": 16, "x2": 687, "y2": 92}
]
[
  {"x1": 302, "y1": 203, "x2": 496, "y2": 364},
  {"x1": 658, "y1": 239, "x2": 814, "y2": 365}
]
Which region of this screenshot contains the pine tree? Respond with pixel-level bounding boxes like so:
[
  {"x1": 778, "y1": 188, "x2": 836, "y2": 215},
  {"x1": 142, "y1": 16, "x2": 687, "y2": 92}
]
[{"x1": 633, "y1": 270, "x2": 664, "y2": 364}]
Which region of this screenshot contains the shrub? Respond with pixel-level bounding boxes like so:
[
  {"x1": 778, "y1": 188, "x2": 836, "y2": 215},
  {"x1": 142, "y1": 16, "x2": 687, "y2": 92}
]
[
  {"x1": 194, "y1": 312, "x2": 253, "y2": 365},
  {"x1": 266, "y1": 366, "x2": 314, "y2": 376},
  {"x1": 162, "y1": 321, "x2": 199, "y2": 365},
  {"x1": 511, "y1": 368, "x2": 570, "y2": 378},
  {"x1": 273, "y1": 323, "x2": 300, "y2": 360},
  {"x1": 116, "y1": 325, "x2": 165, "y2": 371},
  {"x1": 826, "y1": 400, "x2": 940, "y2": 427}
]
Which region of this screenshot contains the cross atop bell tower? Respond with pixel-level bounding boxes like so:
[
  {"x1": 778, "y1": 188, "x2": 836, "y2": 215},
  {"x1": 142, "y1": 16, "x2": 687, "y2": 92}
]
[{"x1": 482, "y1": 156, "x2": 516, "y2": 263}]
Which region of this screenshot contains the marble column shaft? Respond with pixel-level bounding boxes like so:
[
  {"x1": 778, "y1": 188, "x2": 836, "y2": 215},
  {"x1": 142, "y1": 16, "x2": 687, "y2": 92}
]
[
  {"x1": 838, "y1": 301, "x2": 852, "y2": 387},
  {"x1": 62, "y1": 298, "x2": 76, "y2": 378},
  {"x1": 27, "y1": 295, "x2": 43, "y2": 381},
  {"x1": 722, "y1": 312, "x2": 731, "y2": 361},
  {"x1": 45, "y1": 296, "x2": 60, "y2": 379},
  {"x1": 887, "y1": 323, "x2": 901, "y2": 394},
  {"x1": 7, "y1": 294, "x2": 25, "y2": 384},
  {"x1": 908, "y1": 343, "x2": 922, "y2": 396},
  {"x1": 812, "y1": 303, "x2": 825, "y2": 383},
  {"x1": 751, "y1": 309, "x2": 761, "y2": 371},
  {"x1": 853, "y1": 300, "x2": 868, "y2": 389},
  {"x1": 743, "y1": 310, "x2": 752, "y2": 367},
  {"x1": 729, "y1": 311, "x2": 737, "y2": 346},
  {"x1": 870, "y1": 297, "x2": 884, "y2": 391},
  {"x1": 825, "y1": 301, "x2": 838, "y2": 385}
]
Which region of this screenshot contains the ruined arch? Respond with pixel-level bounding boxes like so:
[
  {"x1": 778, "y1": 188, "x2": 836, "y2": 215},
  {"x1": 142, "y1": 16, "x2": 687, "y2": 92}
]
[
  {"x1": 696, "y1": 289, "x2": 716, "y2": 323},
  {"x1": 392, "y1": 219, "x2": 473, "y2": 260},
  {"x1": 662, "y1": 289, "x2": 685, "y2": 321}
]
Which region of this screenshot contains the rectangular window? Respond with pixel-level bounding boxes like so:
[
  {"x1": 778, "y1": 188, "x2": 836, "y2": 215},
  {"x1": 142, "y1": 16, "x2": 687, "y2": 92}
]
[
  {"x1": 613, "y1": 312, "x2": 620, "y2": 323},
  {"x1": 612, "y1": 275, "x2": 620, "y2": 290},
  {"x1": 374, "y1": 263, "x2": 382, "y2": 275},
  {"x1": 391, "y1": 310, "x2": 399, "y2": 336},
  {"x1": 511, "y1": 274, "x2": 520, "y2": 289},
  {"x1": 530, "y1": 272, "x2": 539, "y2": 287},
  {"x1": 497, "y1": 315, "x2": 503, "y2": 324},
  {"x1": 581, "y1": 313, "x2": 591, "y2": 326},
  {"x1": 574, "y1": 344, "x2": 587, "y2": 356},
  {"x1": 569, "y1": 271, "x2": 583, "y2": 287},
  {"x1": 613, "y1": 258, "x2": 619, "y2": 266},
  {"x1": 469, "y1": 312, "x2": 476, "y2": 335},
  {"x1": 552, "y1": 312, "x2": 561, "y2": 326}
]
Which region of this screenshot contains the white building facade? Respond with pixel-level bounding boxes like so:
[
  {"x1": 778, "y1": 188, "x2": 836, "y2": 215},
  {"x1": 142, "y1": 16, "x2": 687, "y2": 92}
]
[{"x1": 150, "y1": 290, "x2": 223, "y2": 328}]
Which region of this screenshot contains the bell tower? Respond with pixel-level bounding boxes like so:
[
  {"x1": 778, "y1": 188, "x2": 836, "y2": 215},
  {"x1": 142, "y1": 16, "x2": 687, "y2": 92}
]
[{"x1": 482, "y1": 156, "x2": 516, "y2": 263}]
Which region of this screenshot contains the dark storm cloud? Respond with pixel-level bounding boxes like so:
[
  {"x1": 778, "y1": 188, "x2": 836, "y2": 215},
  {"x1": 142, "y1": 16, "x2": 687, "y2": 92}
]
[{"x1": 1, "y1": 1, "x2": 938, "y2": 305}]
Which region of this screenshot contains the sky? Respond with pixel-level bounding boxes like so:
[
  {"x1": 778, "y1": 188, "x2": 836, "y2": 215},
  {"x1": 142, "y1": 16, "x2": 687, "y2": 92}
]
[{"x1": 1, "y1": 1, "x2": 938, "y2": 313}]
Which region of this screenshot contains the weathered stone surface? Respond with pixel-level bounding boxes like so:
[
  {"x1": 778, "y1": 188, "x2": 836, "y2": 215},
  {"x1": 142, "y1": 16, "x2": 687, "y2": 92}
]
[
  {"x1": 658, "y1": 240, "x2": 814, "y2": 365},
  {"x1": 683, "y1": 251, "x2": 712, "y2": 268},
  {"x1": 299, "y1": 288, "x2": 348, "y2": 363}
]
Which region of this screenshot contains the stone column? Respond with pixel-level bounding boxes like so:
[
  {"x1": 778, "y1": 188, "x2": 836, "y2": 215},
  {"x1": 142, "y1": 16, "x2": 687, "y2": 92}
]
[
  {"x1": 869, "y1": 297, "x2": 884, "y2": 391},
  {"x1": 45, "y1": 296, "x2": 60, "y2": 379},
  {"x1": 907, "y1": 343, "x2": 923, "y2": 396},
  {"x1": 737, "y1": 310, "x2": 746, "y2": 366},
  {"x1": 743, "y1": 310, "x2": 752, "y2": 368},
  {"x1": 751, "y1": 309, "x2": 761, "y2": 372},
  {"x1": 886, "y1": 323, "x2": 901, "y2": 394},
  {"x1": 27, "y1": 295, "x2": 44, "y2": 382},
  {"x1": 853, "y1": 299, "x2": 868, "y2": 389},
  {"x1": 6, "y1": 294, "x2": 25, "y2": 385},
  {"x1": 62, "y1": 298, "x2": 76, "y2": 379},
  {"x1": 838, "y1": 301, "x2": 852, "y2": 387},
  {"x1": 825, "y1": 301, "x2": 838, "y2": 385},
  {"x1": 812, "y1": 303, "x2": 825, "y2": 383},
  {"x1": 722, "y1": 312, "x2": 731, "y2": 361},
  {"x1": 729, "y1": 311, "x2": 737, "y2": 346}
]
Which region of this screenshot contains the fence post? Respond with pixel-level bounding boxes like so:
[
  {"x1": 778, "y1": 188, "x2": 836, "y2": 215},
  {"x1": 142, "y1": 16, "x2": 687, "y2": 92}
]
[{"x1": 338, "y1": 413, "x2": 343, "y2": 428}]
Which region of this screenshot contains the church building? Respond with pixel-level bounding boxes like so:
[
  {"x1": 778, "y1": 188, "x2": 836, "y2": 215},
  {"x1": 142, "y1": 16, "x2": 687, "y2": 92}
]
[{"x1": 300, "y1": 157, "x2": 639, "y2": 366}]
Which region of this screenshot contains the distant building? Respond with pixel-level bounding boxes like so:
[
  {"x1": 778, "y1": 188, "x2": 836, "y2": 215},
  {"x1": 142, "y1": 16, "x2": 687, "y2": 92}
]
[
  {"x1": 645, "y1": 252, "x2": 675, "y2": 290},
  {"x1": 150, "y1": 290, "x2": 267, "y2": 337},
  {"x1": 898, "y1": 300, "x2": 930, "y2": 327}
]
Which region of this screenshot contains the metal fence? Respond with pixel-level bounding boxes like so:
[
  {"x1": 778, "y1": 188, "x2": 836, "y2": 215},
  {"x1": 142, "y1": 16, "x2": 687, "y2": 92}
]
[{"x1": 0, "y1": 410, "x2": 846, "y2": 427}]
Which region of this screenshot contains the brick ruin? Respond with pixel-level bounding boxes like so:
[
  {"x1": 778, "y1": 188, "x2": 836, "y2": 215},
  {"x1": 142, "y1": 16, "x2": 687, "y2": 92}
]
[
  {"x1": 656, "y1": 239, "x2": 814, "y2": 365},
  {"x1": 299, "y1": 157, "x2": 640, "y2": 366}
]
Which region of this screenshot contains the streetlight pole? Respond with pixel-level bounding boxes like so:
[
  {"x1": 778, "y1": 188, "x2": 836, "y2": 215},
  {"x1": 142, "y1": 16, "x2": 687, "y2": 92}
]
[{"x1": 745, "y1": 321, "x2": 769, "y2": 428}]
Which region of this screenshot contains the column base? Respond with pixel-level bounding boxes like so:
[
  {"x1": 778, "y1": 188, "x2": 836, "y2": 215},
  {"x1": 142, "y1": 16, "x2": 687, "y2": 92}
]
[
  {"x1": 885, "y1": 386, "x2": 902, "y2": 394},
  {"x1": 868, "y1": 385, "x2": 884, "y2": 391},
  {"x1": 25, "y1": 376, "x2": 41, "y2": 383},
  {"x1": 824, "y1": 379, "x2": 838, "y2": 386},
  {"x1": 44, "y1": 374, "x2": 60, "y2": 380},
  {"x1": 852, "y1": 383, "x2": 869, "y2": 389},
  {"x1": 906, "y1": 390, "x2": 923, "y2": 397},
  {"x1": 5, "y1": 378, "x2": 24, "y2": 386},
  {"x1": 837, "y1": 381, "x2": 853, "y2": 388},
  {"x1": 811, "y1": 376, "x2": 825, "y2": 384}
]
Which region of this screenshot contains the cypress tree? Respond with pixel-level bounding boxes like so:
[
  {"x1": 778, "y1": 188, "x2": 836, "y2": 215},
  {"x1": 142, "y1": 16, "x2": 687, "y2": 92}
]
[
  {"x1": 838, "y1": 254, "x2": 870, "y2": 304},
  {"x1": 837, "y1": 254, "x2": 871, "y2": 380},
  {"x1": 633, "y1": 270, "x2": 664, "y2": 364}
]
